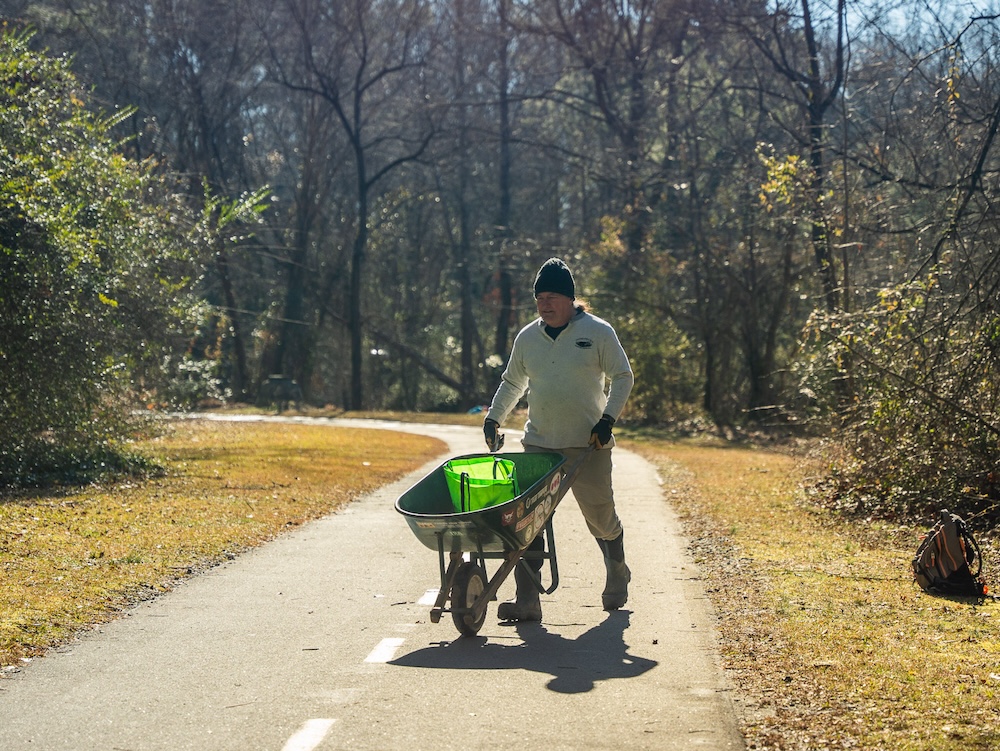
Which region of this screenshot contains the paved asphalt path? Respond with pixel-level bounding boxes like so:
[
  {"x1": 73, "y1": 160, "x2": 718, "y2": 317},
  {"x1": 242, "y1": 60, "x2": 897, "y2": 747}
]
[{"x1": 0, "y1": 417, "x2": 744, "y2": 750}]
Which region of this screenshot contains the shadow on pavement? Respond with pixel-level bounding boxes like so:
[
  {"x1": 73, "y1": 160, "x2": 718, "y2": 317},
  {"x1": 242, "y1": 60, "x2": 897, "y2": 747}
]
[{"x1": 389, "y1": 610, "x2": 657, "y2": 694}]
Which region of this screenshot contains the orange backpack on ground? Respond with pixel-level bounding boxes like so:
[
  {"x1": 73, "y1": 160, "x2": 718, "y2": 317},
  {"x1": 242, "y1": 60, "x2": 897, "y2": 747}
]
[{"x1": 912, "y1": 509, "x2": 987, "y2": 597}]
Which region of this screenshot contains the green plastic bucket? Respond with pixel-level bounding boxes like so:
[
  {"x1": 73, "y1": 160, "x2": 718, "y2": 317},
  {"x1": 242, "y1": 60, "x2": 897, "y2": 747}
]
[{"x1": 443, "y1": 455, "x2": 520, "y2": 513}]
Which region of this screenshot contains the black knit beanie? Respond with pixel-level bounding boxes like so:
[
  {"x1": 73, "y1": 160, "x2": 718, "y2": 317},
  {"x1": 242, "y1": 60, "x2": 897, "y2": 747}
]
[{"x1": 533, "y1": 257, "x2": 575, "y2": 299}]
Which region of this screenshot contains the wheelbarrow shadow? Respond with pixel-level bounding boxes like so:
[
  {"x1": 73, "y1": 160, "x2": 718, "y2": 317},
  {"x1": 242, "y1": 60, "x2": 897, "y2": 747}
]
[{"x1": 389, "y1": 610, "x2": 657, "y2": 694}]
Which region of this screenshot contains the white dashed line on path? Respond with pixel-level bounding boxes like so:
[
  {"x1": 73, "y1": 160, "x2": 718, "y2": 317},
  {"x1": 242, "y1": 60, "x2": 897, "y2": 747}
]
[
  {"x1": 417, "y1": 588, "x2": 439, "y2": 606},
  {"x1": 281, "y1": 718, "x2": 337, "y2": 751},
  {"x1": 364, "y1": 637, "x2": 405, "y2": 663}
]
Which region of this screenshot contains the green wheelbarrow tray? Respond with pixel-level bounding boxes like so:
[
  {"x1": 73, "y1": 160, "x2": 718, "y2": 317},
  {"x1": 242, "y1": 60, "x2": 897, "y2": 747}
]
[
  {"x1": 396, "y1": 451, "x2": 567, "y2": 553},
  {"x1": 395, "y1": 448, "x2": 592, "y2": 636}
]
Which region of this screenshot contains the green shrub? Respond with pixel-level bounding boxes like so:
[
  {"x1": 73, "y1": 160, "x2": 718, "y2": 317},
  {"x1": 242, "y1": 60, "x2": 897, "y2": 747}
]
[
  {"x1": 0, "y1": 30, "x2": 209, "y2": 485},
  {"x1": 806, "y1": 277, "x2": 1000, "y2": 519}
]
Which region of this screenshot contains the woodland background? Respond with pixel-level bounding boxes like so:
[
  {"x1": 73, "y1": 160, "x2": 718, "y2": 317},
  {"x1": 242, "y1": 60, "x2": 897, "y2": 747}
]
[{"x1": 3, "y1": 0, "x2": 1000, "y2": 518}]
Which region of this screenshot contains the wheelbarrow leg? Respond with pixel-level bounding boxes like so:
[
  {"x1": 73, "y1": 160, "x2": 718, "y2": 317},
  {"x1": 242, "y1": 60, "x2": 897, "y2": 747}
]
[
  {"x1": 543, "y1": 518, "x2": 559, "y2": 594},
  {"x1": 430, "y1": 535, "x2": 464, "y2": 624},
  {"x1": 517, "y1": 519, "x2": 560, "y2": 595}
]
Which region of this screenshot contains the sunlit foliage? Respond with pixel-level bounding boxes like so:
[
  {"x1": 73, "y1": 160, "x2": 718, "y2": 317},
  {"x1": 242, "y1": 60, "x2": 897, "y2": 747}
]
[{"x1": 0, "y1": 29, "x2": 205, "y2": 485}]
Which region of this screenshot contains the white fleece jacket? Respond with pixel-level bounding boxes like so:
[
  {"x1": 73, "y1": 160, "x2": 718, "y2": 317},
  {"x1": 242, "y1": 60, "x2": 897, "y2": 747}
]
[{"x1": 487, "y1": 310, "x2": 634, "y2": 449}]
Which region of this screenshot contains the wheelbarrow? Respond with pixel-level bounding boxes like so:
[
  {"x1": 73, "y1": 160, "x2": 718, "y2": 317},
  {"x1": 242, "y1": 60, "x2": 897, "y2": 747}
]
[{"x1": 395, "y1": 448, "x2": 591, "y2": 636}]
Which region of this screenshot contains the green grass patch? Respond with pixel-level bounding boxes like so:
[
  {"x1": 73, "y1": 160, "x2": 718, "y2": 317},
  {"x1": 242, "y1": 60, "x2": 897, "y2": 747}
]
[
  {"x1": 0, "y1": 419, "x2": 443, "y2": 669},
  {"x1": 630, "y1": 438, "x2": 1000, "y2": 750},
  {"x1": 0, "y1": 441, "x2": 163, "y2": 489}
]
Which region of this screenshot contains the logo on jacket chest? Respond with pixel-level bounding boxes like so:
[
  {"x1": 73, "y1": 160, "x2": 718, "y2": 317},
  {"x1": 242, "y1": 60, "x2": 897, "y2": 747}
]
[{"x1": 574, "y1": 338, "x2": 594, "y2": 349}]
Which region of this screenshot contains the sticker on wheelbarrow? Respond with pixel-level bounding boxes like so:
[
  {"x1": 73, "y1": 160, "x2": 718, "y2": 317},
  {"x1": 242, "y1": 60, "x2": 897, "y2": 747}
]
[
  {"x1": 504, "y1": 472, "x2": 561, "y2": 529},
  {"x1": 502, "y1": 500, "x2": 529, "y2": 526},
  {"x1": 514, "y1": 514, "x2": 534, "y2": 533}
]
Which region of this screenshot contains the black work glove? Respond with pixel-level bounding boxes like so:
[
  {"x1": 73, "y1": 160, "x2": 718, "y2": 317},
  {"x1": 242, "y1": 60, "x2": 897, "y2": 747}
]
[
  {"x1": 589, "y1": 414, "x2": 615, "y2": 449},
  {"x1": 484, "y1": 418, "x2": 504, "y2": 452}
]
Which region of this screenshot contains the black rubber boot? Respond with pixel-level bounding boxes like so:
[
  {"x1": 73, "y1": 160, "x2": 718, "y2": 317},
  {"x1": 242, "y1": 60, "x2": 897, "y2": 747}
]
[
  {"x1": 598, "y1": 532, "x2": 631, "y2": 611},
  {"x1": 497, "y1": 563, "x2": 542, "y2": 622}
]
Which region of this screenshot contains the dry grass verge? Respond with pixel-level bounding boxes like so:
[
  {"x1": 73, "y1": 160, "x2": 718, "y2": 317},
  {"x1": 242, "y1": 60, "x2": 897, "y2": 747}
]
[
  {"x1": 0, "y1": 419, "x2": 442, "y2": 671},
  {"x1": 630, "y1": 438, "x2": 1000, "y2": 751}
]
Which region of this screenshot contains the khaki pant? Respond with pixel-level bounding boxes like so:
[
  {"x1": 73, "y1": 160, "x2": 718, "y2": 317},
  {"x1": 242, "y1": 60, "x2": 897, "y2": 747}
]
[{"x1": 524, "y1": 444, "x2": 622, "y2": 541}]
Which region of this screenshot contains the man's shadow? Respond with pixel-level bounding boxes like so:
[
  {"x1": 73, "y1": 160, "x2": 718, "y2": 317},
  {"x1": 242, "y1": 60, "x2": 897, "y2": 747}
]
[{"x1": 389, "y1": 610, "x2": 657, "y2": 694}]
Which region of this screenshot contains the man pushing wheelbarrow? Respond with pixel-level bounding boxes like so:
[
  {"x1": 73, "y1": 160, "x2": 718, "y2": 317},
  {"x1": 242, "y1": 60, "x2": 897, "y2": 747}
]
[{"x1": 484, "y1": 257, "x2": 634, "y2": 621}]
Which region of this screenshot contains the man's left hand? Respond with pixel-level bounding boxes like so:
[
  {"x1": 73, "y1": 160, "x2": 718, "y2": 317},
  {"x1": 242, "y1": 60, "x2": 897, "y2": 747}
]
[
  {"x1": 484, "y1": 418, "x2": 504, "y2": 452},
  {"x1": 589, "y1": 414, "x2": 615, "y2": 449}
]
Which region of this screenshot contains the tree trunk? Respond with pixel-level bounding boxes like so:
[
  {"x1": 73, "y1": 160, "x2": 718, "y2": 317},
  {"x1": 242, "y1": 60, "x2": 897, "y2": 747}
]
[
  {"x1": 494, "y1": 0, "x2": 515, "y2": 360},
  {"x1": 214, "y1": 249, "x2": 248, "y2": 401},
  {"x1": 349, "y1": 178, "x2": 368, "y2": 410}
]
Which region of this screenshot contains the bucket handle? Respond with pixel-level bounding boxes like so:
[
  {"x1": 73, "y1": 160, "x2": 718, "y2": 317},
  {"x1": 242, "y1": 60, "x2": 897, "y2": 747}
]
[{"x1": 459, "y1": 459, "x2": 516, "y2": 512}]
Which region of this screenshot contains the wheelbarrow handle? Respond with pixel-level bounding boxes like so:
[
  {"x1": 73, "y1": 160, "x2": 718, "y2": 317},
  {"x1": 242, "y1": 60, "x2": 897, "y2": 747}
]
[{"x1": 554, "y1": 444, "x2": 595, "y2": 502}]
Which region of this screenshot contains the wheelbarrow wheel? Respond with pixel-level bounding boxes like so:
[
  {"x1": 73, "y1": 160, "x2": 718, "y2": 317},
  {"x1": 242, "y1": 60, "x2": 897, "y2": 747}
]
[{"x1": 451, "y1": 561, "x2": 488, "y2": 636}]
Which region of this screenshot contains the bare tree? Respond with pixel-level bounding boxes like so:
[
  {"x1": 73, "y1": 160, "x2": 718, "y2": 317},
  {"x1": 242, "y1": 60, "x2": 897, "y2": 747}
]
[
  {"x1": 259, "y1": 0, "x2": 437, "y2": 409},
  {"x1": 737, "y1": 0, "x2": 846, "y2": 313},
  {"x1": 514, "y1": 0, "x2": 701, "y2": 257}
]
